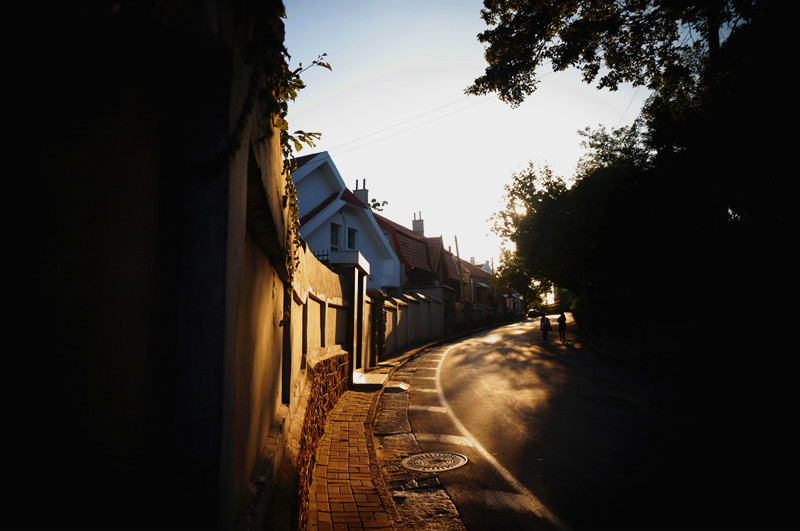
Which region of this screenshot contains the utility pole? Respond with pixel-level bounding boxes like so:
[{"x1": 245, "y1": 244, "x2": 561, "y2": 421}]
[
  {"x1": 455, "y1": 235, "x2": 472, "y2": 331},
  {"x1": 454, "y1": 236, "x2": 465, "y2": 305}
]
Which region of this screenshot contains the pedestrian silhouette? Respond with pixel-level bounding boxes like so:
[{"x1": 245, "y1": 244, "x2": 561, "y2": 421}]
[
  {"x1": 540, "y1": 314, "x2": 552, "y2": 343},
  {"x1": 557, "y1": 312, "x2": 567, "y2": 342}
]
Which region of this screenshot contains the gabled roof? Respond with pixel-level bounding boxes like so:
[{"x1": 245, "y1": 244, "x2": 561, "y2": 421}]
[
  {"x1": 293, "y1": 152, "x2": 319, "y2": 170},
  {"x1": 373, "y1": 213, "x2": 433, "y2": 274},
  {"x1": 459, "y1": 258, "x2": 492, "y2": 280},
  {"x1": 426, "y1": 236, "x2": 444, "y2": 273},
  {"x1": 299, "y1": 189, "x2": 368, "y2": 227},
  {"x1": 299, "y1": 191, "x2": 338, "y2": 226},
  {"x1": 295, "y1": 152, "x2": 353, "y2": 235},
  {"x1": 293, "y1": 152, "x2": 491, "y2": 291},
  {"x1": 441, "y1": 250, "x2": 492, "y2": 283},
  {"x1": 370, "y1": 212, "x2": 489, "y2": 286},
  {"x1": 294, "y1": 153, "x2": 398, "y2": 280},
  {"x1": 341, "y1": 188, "x2": 367, "y2": 209},
  {"x1": 442, "y1": 250, "x2": 461, "y2": 282}
]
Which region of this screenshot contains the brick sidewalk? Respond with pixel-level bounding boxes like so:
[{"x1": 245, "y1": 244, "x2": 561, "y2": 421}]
[{"x1": 309, "y1": 389, "x2": 395, "y2": 531}]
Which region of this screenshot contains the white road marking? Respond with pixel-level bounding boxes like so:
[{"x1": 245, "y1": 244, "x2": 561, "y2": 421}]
[
  {"x1": 435, "y1": 343, "x2": 570, "y2": 530},
  {"x1": 409, "y1": 405, "x2": 448, "y2": 414},
  {"x1": 414, "y1": 433, "x2": 473, "y2": 447},
  {"x1": 478, "y1": 490, "x2": 544, "y2": 514}
]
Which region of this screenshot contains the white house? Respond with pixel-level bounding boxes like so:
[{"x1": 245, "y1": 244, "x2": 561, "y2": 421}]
[{"x1": 293, "y1": 152, "x2": 400, "y2": 291}]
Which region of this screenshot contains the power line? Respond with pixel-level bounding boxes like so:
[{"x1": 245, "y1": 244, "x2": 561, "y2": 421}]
[
  {"x1": 331, "y1": 94, "x2": 498, "y2": 156},
  {"x1": 326, "y1": 96, "x2": 475, "y2": 151},
  {"x1": 326, "y1": 68, "x2": 558, "y2": 156},
  {"x1": 614, "y1": 31, "x2": 699, "y2": 128},
  {"x1": 616, "y1": 85, "x2": 641, "y2": 128}
]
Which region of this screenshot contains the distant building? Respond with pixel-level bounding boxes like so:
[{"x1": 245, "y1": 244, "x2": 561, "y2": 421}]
[{"x1": 373, "y1": 211, "x2": 448, "y2": 292}]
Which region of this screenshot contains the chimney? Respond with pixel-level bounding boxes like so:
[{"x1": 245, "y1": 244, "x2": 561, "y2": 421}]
[
  {"x1": 412, "y1": 211, "x2": 424, "y2": 236},
  {"x1": 353, "y1": 179, "x2": 369, "y2": 206}
]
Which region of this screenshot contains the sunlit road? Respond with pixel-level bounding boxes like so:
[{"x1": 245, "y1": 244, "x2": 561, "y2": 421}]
[{"x1": 405, "y1": 315, "x2": 701, "y2": 530}]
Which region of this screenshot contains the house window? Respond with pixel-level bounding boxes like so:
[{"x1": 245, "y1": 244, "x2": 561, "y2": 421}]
[
  {"x1": 347, "y1": 228, "x2": 358, "y2": 250},
  {"x1": 330, "y1": 223, "x2": 341, "y2": 250}
]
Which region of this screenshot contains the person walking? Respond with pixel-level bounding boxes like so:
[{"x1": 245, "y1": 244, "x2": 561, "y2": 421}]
[
  {"x1": 540, "y1": 314, "x2": 552, "y2": 343},
  {"x1": 557, "y1": 312, "x2": 567, "y2": 342}
]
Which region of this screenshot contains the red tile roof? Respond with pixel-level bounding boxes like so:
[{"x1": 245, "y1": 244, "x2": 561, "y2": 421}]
[
  {"x1": 299, "y1": 191, "x2": 338, "y2": 226},
  {"x1": 293, "y1": 152, "x2": 319, "y2": 170},
  {"x1": 298, "y1": 188, "x2": 367, "y2": 228},
  {"x1": 373, "y1": 213, "x2": 432, "y2": 273},
  {"x1": 341, "y1": 188, "x2": 367, "y2": 209},
  {"x1": 459, "y1": 258, "x2": 492, "y2": 279},
  {"x1": 442, "y1": 251, "x2": 461, "y2": 281},
  {"x1": 441, "y1": 250, "x2": 491, "y2": 282},
  {"x1": 426, "y1": 236, "x2": 444, "y2": 272}
]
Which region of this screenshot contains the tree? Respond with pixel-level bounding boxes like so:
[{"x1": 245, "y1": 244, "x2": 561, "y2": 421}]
[
  {"x1": 369, "y1": 198, "x2": 388, "y2": 211},
  {"x1": 575, "y1": 118, "x2": 653, "y2": 179},
  {"x1": 491, "y1": 162, "x2": 578, "y2": 293},
  {"x1": 492, "y1": 247, "x2": 549, "y2": 308},
  {"x1": 492, "y1": 127, "x2": 669, "y2": 320},
  {"x1": 467, "y1": 0, "x2": 761, "y2": 107},
  {"x1": 491, "y1": 162, "x2": 567, "y2": 242}
]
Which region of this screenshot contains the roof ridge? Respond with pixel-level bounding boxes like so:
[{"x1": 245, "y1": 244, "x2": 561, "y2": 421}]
[
  {"x1": 375, "y1": 215, "x2": 426, "y2": 241},
  {"x1": 341, "y1": 188, "x2": 367, "y2": 209},
  {"x1": 293, "y1": 152, "x2": 321, "y2": 170},
  {"x1": 299, "y1": 191, "x2": 338, "y2": 226}
]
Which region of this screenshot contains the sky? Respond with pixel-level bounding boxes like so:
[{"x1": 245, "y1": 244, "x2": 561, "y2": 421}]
[{"x1": 283, "y1": 0, "x2": 650, "y2": 270}]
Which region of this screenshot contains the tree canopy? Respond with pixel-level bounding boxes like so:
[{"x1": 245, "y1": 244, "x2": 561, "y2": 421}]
[
  {"x1": 487, "y1": 1, "x2": 788, "y2": 331},
  {"x1": 467, "y1": 0, "x2": 764, "y2": 107},
  {"x1": 476, "y1": 5, "x2": 793, "y2": 521}
]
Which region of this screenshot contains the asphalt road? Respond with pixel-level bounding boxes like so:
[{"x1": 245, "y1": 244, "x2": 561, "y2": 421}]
[{"x1": 402, "y1": 314, "x2": 791, "y2": 530}]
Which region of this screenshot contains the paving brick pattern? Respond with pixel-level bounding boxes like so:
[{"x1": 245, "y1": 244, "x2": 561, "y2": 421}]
[{"x1": 309, "y1": 389, "x2": 395, "y2": 531}]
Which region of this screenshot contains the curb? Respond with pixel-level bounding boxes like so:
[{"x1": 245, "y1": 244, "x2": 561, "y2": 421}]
[
  {"x1": 362, "y1": 341, "x2": 448, "y2": 529},
  {"x1": 316, "y1": 321, "x2": 519, "y2": 530}
]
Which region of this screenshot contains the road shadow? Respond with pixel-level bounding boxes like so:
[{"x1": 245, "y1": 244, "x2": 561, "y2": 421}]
[{"x1": 435, "y1": 314, "x2": 795, "y2": 530}]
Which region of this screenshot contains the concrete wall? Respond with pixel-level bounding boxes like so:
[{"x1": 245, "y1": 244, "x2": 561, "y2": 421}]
[
  {"x1": 431, "y1": 298, "x2": 444, "y2": 339},
  {"x1": 392, "y1": 297, "x2": 408, "y2": 355},
  {"x1": 11, "y1": 3, "x2": 521, "y2": 530},
  {"x1": 363, "y1": 293, "x2": 373, "y2": 369},
  {"x1": 8, "y1": 3, "x2": 362, "y2": 530},
  {"x1": 228, "y1": 214, "x2": 285, "y2": 528},
  {"x1": 272, "y1": 242, "x2": 355, "y2": 530},
  {"x1": 373, "y1": 290, "x2": 448, "y2": 358},
  {"x1": 11, "y1": 2, "x2": 304, "y2": 529},
  {"x1": 385, "y1": 299, "x2": 398, "y2": 357},
  {"x1": 406, "y1": 294, "x2": 421, "y2": 346},
  {"x1": 288, "y1": 241, "x2": 350, "y2": 386},
  {"x1": 419, "y1": 295, "x2": 432, "y2": 344},
  {"x1": 413, "y1": 286, "x2": 453, "y2": 336}
]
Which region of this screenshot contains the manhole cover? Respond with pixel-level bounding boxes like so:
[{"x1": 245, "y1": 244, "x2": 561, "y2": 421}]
[{"x1": 401, "y1": 452, "x2": 468, "y2": 472}]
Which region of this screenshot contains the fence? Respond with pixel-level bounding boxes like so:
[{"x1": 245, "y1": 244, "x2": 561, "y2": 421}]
[
  {"x1": 279, "y1": 247, "x2": 522, "y2": 528},
  {"x1": 368, "y1": 289, "x2": 446, "y2": 360}
]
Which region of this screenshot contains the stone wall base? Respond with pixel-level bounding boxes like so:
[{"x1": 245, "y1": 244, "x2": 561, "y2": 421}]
[{"x1": 262, "y1": 349, "x2": 350, "y2": 531}]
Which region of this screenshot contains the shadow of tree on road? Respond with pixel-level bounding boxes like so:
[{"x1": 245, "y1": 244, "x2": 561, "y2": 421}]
[{"x1": 436, "y1": 316, "x2": 721, "y2": 530}]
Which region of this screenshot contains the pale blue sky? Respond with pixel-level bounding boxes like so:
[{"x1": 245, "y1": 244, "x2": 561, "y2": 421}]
[{"x1": 283, "y1": 0, "x2": 650, "y2": 269}]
